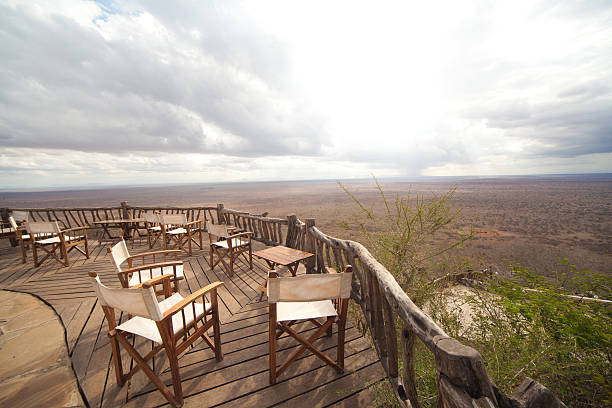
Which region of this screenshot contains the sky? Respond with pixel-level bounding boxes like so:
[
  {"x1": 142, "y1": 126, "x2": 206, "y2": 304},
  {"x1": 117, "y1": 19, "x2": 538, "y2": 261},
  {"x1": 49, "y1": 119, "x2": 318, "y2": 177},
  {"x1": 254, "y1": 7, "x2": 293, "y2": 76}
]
[{"x1": 1, "y1": 0, "x2": 611, "y2": 188}]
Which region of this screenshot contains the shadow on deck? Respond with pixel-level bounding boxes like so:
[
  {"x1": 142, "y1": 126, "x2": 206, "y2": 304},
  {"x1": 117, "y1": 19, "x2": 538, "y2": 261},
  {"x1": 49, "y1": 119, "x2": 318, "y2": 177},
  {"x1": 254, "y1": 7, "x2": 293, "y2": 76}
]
[{"x1": 0, "y1": 237, "x2": 383, "y2": 407}]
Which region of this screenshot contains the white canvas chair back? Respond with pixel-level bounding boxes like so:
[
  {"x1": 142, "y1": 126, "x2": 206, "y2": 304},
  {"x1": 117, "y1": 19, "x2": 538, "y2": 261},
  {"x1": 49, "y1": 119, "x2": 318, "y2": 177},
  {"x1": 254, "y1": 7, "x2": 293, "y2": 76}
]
[
  {"x1": 160, "y1": 214, "x2": 187, "y2": 226},
  {"x1": 26, "y1": 221, "x2": 62, "y2": 235},
  {"x1": 206, "y1": 221, "x2": 228, "y2": 239},
  {"x1": 91, "y1": 275, "x2": 163, "y2": 321},
  {"x1": 11, "y1": 211, "x2": 29, "y2": 223},
  {"x1": 108, "y1": 239, "x2": 130, "y2": 272},
  {"x1": 144, "y1": 212, "x2": 160, "y2": 224},
  {"x1": 8, "y1": 216, "x2": 18, "y2": 230},
  {"x1": 268, "y1": 272, "x2": 353, "y2": 303}
]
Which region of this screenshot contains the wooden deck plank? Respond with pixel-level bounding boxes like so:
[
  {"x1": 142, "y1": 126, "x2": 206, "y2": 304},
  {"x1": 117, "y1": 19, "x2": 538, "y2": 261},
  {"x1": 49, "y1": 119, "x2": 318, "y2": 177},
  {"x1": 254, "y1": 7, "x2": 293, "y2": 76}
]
[
  {"x1": 66, "y1": 298, "x2": 97, "y2": 354},
  {"x1": 279, "y1": 359, "x2": 384, "y2": 407}
]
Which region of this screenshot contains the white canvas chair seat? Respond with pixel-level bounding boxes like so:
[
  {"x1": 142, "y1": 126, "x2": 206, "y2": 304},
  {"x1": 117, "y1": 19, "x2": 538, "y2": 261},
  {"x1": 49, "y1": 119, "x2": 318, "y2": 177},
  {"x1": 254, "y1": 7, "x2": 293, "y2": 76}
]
[
  {"x1": 166, "y1": 227, "x2": 187, "y2": 235},
  {"x1": 211, "y1": 237, "x2": 249, "y2": 249},
  {"x1": 108, "y1": 239, "x2": 184, "y2": 293},
  {"x1": 0, "y1": 226, "x2": 15, "y2": 234},
  {"x1": 35, "y1": 234, "x2": 84, "y2": 245},
  {"x1": 148, "y1": 225, "x2": 161, "y2": 231},
  {"x1": 276, "y1": 300, "x2": 337, "y2": 322},
  {"x1": 116, "y1": 293, "x2": 212, "y2": 344},
  {"x1": 268, "y1": 266, "x2": 353, "y2": 384},
  {"x1": 127, "y1": 264, "x2": 185, "y2": 287},
  {"x1": 89, "y1": 272, "x2": 223, "y2": 408}
]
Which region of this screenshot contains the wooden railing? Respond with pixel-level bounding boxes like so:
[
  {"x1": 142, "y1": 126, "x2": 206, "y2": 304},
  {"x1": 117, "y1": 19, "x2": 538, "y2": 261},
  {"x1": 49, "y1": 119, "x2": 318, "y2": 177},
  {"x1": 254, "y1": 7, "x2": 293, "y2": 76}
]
[
  {"x1": 6, "y1": 206, "x2": 124, "y2": 229},
  {"x1": 0, "y1": 203, "x2": 565, "y2": 407}
]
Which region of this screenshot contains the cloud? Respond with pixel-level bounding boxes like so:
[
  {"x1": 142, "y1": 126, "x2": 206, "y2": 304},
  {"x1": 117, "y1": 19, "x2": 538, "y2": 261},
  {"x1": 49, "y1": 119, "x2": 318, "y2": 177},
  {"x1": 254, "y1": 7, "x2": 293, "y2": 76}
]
[{"x1": 0, "y1": 1, "x2": 327, "y2": 157}]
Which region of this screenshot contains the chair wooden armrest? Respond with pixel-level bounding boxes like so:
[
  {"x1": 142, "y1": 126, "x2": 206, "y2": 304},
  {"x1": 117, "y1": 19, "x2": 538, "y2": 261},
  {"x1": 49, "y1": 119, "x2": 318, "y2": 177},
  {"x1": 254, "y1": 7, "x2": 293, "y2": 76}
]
[
  {"x1": 135, "y1": 273, "x2": 174, "y2": 288},
  {"x1": 184, "y1": 220, "x2": 203, "y2": 227},
  {"x1": 120, "y1": 261, "x2": 183, "y2": 278},
  {"x1": 127, "y1": 250, "x2": 181, "y2": 264},
  {"x1": 162, "y1": 281, "x2": 225, "y2": 318},
  {"x1": 226, "y1": 231, "x2": 254, "y2": 240}
]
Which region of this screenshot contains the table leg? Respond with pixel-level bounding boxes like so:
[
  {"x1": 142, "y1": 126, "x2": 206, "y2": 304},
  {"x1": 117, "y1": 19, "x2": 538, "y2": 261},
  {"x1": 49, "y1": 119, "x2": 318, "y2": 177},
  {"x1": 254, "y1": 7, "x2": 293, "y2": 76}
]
[
  {"x1": 287, "y1": 261, "x2": 300, "y2": 277},
  {"x1": 97, "y1": 225, "x2": 112, "y2": 241},
  {"x1": 259, "y1": 261, "x2": 278, "y2": 301}
]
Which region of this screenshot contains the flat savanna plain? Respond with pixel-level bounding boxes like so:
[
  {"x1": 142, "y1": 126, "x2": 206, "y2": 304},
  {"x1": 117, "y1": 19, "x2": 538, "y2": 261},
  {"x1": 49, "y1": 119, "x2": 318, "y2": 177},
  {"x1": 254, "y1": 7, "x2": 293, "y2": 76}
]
[{"x1": 1, "y1": 175, "x2": 610, "y2": 278}]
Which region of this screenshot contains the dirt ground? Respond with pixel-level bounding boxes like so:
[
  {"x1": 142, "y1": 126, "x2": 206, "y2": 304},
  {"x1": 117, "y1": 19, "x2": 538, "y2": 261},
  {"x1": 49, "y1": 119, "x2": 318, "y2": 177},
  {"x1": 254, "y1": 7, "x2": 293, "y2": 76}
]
[{"x1": 1, "y1": 175, "x2": 610, "y2": 277}]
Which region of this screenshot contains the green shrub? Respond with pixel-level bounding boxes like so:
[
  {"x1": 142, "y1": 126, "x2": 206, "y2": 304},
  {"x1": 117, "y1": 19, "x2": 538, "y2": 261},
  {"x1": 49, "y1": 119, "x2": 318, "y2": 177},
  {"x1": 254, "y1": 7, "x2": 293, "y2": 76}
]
[{"x1": 465, "y1": 262, "x2": 612, "y2": 407}]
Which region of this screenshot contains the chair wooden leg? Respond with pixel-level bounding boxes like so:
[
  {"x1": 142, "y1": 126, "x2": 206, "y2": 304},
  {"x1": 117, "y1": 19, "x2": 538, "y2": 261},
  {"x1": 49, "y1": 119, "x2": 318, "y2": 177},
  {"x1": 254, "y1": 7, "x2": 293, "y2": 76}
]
[
  {"x1": 19, "y1": 239, "x2": 26, "y2": 263},
  {"x1": 211, "y1": 292, "x2": 223, "y2": 361},
  {"x1": 278, "y1": 318, "x2": 340, "y2": 376},
  {"x1": 166, "y1": 347, "x2": 183, "y2": 406},
  {"x1": 209, "y1": 246, "x2": 214, "y2": 271},
  {"x1": 248, "y1": 245, "x2": 252, "y2": 269},
  {"x1": 115, "y1": 332, "x2": 180, "y2": 407},
  {"x1": 337, "y1": 319, "x2": 346, "y2": 371},
  {"x1": 32, "y1": 243, "x2": 39, "y2": 267},
  {"x1": 108, "y1": 333, "x2": 125, "y2": 386},
  {"x1": 269, "y1": 305, "x2": 277, "y2": 384},
  {"x1": 62, "y1": 244, "x2": 69, "y2": 267},
  {"x1": 84, "y1": 236, "x2": 90, "y2": 259}
]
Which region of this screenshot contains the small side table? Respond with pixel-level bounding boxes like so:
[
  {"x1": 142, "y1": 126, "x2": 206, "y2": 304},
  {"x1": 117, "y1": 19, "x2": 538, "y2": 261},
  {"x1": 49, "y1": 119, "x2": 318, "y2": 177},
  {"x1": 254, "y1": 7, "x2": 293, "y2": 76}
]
[{"x1": 253, "y1": 245, "x2": 313, "y2": 300}]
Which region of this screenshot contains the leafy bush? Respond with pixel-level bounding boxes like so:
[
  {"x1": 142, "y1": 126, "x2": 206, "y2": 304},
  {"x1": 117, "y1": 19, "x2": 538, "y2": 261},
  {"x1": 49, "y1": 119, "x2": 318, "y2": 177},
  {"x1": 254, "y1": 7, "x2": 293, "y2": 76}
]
[
  {"x1": 465, "y1": 262, "x2": 612, "y2": 407},
  {"x1": 340, "y1": 179, "x2": 472, "y2": 306}
]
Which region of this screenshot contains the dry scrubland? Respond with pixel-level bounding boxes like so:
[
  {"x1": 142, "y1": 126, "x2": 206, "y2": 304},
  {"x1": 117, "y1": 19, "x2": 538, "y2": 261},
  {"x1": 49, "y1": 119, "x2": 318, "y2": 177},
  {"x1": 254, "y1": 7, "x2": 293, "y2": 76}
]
[{"x1": 1, "y1": 175, "x2": 610, "y2": 277}]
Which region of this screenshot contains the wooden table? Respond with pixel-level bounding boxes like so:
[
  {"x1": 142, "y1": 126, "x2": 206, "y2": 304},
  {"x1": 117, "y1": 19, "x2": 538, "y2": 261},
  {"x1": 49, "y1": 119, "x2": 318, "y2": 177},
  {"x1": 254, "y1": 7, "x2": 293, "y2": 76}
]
[
  {"x1": 94, "y1": 218, "x2": 144, "y2": 242},
  {"x1": 253, "y1": 245, "x2": 313, "y2": 300}
]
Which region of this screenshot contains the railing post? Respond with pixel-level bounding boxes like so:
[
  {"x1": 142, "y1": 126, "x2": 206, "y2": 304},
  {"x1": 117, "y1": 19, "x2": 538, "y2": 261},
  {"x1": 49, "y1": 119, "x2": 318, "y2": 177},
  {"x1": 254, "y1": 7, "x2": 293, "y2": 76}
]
[
  {"x1": 286, "y1": 214, "x2": 296, "y2": 247},
  {"x1": 120, "y1": 201, "x2": 129, "y2": 220},
  {"x1": 402, "y1": 323, "x2": 420, "y2": 408},
  {"x1": 216, "y1": 203, "x2": 225, "y2": 224},
  {"x1": 304, "y1": 218, "x2": 316, "y2": 274},
  {"x1": 1, "y1": 207, "x2": 18, "y2": 247}
]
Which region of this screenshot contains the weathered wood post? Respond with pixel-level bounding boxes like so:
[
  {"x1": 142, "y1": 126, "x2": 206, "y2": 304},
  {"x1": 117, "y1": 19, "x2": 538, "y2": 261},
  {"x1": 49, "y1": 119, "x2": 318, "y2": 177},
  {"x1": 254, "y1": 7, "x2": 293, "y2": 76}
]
[
  {"x1": 304, "y1": 218, "x2": 316, "y2": 274},
  {"x1": 286, "y1": 214, "x2": 297, "y2": 248},
  {"x1": 216, "y1": 204, "x2": 225, "y2": 224},
  {"x1": 401, "y1": 323, "x2": 420, "y2": 408},
  {"x1": 1, "y1": 207, "x2": 18, "y2": 247},
  {"x1": 120, "y1": 201, "x2": 129, "y2": 220}
]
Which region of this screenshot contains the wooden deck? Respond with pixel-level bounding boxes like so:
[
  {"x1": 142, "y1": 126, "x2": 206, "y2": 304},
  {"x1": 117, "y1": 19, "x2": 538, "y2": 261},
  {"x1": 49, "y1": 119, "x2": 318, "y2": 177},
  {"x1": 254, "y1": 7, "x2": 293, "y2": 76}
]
[{"x1": 0, "y1": 236, "x2": 383, "y2": 407}]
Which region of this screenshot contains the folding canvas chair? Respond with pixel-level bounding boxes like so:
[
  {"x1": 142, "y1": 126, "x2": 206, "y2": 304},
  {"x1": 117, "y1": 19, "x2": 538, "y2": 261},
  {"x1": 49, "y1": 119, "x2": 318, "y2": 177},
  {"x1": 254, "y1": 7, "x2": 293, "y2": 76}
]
[
  {"x1": 143, "y1": 212, "x2": 162, "y2": 248},
  {"x1": 1, "y1": 211, "x2": 28, "y2": 241},
  {"x1": 26, "y1": 221, "x2": 89, "y2": 267},
  {"x1": 108, "y1": 239, "x2": 184, "y2": 293},
  {"x1": 206, "y1": 221, "x2": 253, "y2": 277},
  {"x1": 268, "y1": 265, "x2": 353, "y2": 384},
  {"x1": 89, "y1": 272, "x2": 223, "y2": 407},
  {"x1": 8, "y1": 213, "x2": 33, "y2": 263},
  {"x1": 160, "y1": 214, "x2": 203, "y2": 255}
]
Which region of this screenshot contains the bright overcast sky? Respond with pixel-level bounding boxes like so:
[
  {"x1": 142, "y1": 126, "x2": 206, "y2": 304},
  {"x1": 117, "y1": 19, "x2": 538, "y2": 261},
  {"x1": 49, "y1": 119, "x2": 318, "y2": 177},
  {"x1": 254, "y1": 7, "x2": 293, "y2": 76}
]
[{"x1": 1, "y1": 0, "x2": 611, "y2": 188}]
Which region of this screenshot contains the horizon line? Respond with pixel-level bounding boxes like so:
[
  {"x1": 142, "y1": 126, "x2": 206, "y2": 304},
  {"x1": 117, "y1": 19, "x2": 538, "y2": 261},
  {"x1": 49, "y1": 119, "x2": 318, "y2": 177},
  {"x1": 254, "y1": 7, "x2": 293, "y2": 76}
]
[{"x1": 1, "y1": 172, "x2": 611, "y2": 193}]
